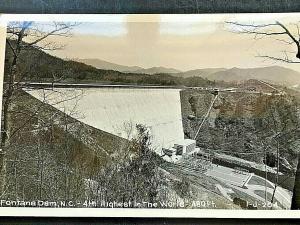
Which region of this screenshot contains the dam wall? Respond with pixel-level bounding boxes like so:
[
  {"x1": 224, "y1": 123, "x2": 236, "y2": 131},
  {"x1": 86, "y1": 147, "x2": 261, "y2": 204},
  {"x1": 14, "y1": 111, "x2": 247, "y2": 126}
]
[{"x1": 27, "y1": 87, "x2": 185, "y2": 153}]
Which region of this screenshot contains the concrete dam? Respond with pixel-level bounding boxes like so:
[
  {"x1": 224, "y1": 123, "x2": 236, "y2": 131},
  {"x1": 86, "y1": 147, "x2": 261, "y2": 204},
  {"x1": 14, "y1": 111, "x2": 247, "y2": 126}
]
[{"x1": 27, "y1": 87, "x2": 185, "y2": 153}]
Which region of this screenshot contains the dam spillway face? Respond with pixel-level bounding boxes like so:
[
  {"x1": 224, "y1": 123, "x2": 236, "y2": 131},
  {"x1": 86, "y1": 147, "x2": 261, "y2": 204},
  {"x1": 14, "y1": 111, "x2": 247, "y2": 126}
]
[{"x1": 26, "y1": 87, "x2": 185, "y2": 154}]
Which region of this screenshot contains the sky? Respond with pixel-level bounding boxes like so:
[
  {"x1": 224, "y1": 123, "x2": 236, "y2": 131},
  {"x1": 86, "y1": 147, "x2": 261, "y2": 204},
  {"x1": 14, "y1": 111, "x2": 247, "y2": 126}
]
[{"x1": 4, "y1": 13, "x2": 300, "y2": 72}]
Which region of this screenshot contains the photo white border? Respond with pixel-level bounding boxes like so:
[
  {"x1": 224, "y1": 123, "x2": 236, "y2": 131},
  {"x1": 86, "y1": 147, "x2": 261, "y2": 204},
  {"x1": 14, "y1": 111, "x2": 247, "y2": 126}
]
[
  {"x1": 0, "y1": 207, "x2": 300, "y2": 218},
  {"x1": 0, "y1": 13, "x2": 299, "y2": 218}
]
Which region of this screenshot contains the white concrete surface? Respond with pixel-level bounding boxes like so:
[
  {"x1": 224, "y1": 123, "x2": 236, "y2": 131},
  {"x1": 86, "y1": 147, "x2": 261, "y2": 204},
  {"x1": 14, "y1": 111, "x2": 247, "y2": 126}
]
[
  {"x1": 205, "y1": 164, "x2": 251, "y2": 187},
  {"x1": 206, "y1": 164, "x2": 292, "y2": 209},
  {"x1": 26, "y1": 87, "x2": 185, "y2": 153},
  {"x1": 245, "y1": 175, "x2": 292, "y2": 209}
]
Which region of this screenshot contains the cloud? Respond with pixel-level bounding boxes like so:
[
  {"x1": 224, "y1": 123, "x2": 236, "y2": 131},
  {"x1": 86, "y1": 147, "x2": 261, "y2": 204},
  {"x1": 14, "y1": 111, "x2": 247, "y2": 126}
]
[
  {"x1": 160, "y1": 14, "x2": 225, "y2": 35},
  {"x1": 73, "y1": 22, "x2": 126, "y2": 36}
]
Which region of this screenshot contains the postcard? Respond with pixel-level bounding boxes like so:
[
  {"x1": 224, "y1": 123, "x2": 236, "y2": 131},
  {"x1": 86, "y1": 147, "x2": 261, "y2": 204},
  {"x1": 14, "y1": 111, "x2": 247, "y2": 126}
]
[{"x1": 0, "y1": 14, "x2": 299, "y2": 217}]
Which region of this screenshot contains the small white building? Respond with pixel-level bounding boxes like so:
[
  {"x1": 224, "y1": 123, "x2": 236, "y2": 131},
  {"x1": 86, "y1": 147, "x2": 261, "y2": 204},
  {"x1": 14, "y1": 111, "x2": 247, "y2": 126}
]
[
  {"x1": 174, "y1": 139, "x2": 196, "y2": 155},
  {"x1": 163, "y1": 139, "x2": 196, "y2": 156}
]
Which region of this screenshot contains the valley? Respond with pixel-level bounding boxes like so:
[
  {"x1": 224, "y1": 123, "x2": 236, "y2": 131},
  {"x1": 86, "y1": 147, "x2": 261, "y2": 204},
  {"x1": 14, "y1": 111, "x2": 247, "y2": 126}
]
[
  {"x1": 2, "y1": 39, "x2": 300, "y2": 210},
  {"x1": 13, "y1": 79, "x2": 298, "y2": 209}
]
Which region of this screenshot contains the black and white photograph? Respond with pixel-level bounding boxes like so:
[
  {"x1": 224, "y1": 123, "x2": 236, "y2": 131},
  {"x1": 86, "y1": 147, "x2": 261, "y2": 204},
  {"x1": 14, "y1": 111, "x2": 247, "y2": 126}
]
[{"x1": 0, "y1": 14, "x2": 299, "y2": 216}]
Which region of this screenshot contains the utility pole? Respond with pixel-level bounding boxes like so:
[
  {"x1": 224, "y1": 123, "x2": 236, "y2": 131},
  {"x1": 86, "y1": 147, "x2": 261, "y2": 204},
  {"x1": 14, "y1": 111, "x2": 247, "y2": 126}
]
[
  {"x1": 271, "y1": 140, "x2": 280, "y2": 205},
  {"x1": 193, "y1": 92, "x2": 218, "y2": 140},
  {"x1": 291, "y1": 152, "x2": 300, "y2": 209},
  {"x1": 264, "y1": 146, "x2": 268, "y2": 208}
]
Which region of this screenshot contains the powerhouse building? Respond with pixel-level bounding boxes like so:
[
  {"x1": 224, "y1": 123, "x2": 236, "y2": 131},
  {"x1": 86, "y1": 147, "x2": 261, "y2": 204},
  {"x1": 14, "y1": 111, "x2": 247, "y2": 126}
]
[{"x1": 163, "y1": 139, "x2": 196, "y2": 156}]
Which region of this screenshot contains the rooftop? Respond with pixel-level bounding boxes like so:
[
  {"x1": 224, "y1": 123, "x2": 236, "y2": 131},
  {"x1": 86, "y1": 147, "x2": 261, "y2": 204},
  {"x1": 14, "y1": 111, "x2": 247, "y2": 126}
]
[{"x1": 175, "y1": 139, "x2": 196, "y2": 146}]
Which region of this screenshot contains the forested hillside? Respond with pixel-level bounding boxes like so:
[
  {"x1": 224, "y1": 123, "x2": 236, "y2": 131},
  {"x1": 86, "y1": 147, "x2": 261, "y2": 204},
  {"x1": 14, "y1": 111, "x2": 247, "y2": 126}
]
[
  {"x1": 181, "y1": 89, "x2": 300, "y2": 174},
  {"x1": 4, "y1": 42, "x2": 216, "y2": 87}
]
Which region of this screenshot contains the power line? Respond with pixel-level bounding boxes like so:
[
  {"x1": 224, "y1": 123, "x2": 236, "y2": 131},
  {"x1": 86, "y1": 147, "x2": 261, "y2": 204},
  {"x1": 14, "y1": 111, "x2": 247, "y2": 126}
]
[{"x1": 193, "y1": 94, "x2": 218, "y2": 140}]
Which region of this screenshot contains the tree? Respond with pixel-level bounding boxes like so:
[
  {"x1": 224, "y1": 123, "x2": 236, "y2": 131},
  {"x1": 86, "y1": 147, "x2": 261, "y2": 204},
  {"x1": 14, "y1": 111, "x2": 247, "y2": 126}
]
[
  {"x1": 226, "y1": 21, "x2": 300, "y2": 63},
  {"x1": 226, "y1": 20, "x2": 300, "y2": 209},
  {"x1": 0, "y1": 21, "x2": 76, "y2": 194},
  {"x1": 85, "y1": 124, "x2": 167, "y2": 207}
]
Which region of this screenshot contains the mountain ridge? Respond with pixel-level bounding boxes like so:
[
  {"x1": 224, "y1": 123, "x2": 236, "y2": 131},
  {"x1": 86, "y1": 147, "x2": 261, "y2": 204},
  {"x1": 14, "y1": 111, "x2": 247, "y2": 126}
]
[
  {"x1": 74, "y1": 58, "x2": 143, "y2": 73},
  {"x1": 206, "y1": 66, "x2": 300, "y2": 85},
  {"x1": 131, "y1": 66, "x2": 181, "y2": 74},
  {"x1": 75, "y1": 58, "x2": 181, "y2": 74},
  {"x1": 75, "y1": 58, "x2": 300, "y2": 86},
  {"x1": 4, "y1": 44, "x2": 214, "y2": 87}
]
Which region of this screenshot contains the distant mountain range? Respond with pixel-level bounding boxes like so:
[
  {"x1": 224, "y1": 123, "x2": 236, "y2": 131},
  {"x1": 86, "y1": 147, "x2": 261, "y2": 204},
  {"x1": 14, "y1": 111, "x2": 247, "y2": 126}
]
[
  {"x1": 177, "y1": 68, "x2": 227, "y2": 78},
  {"x1": 75, "y1": 58, "x2": 300, "y2": 86},
  {"x1": 130, "y1": 67, "x2": 181, "y2": 75},
  {"x1": 175, "y1": 66, "x2": 300, "y2": 86},
  {"x1": 75, "y1": 58, "x2": 143, "y2": 73},
  {"x1": 196, "y1": 66, "x2": 300, "y2": 86},
  {"x1": 75, "y1": 58, "x2": 181, "y2": 75},
  {"x1": 5, "y1": 44, "x2": 213, "y2": 87}
]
